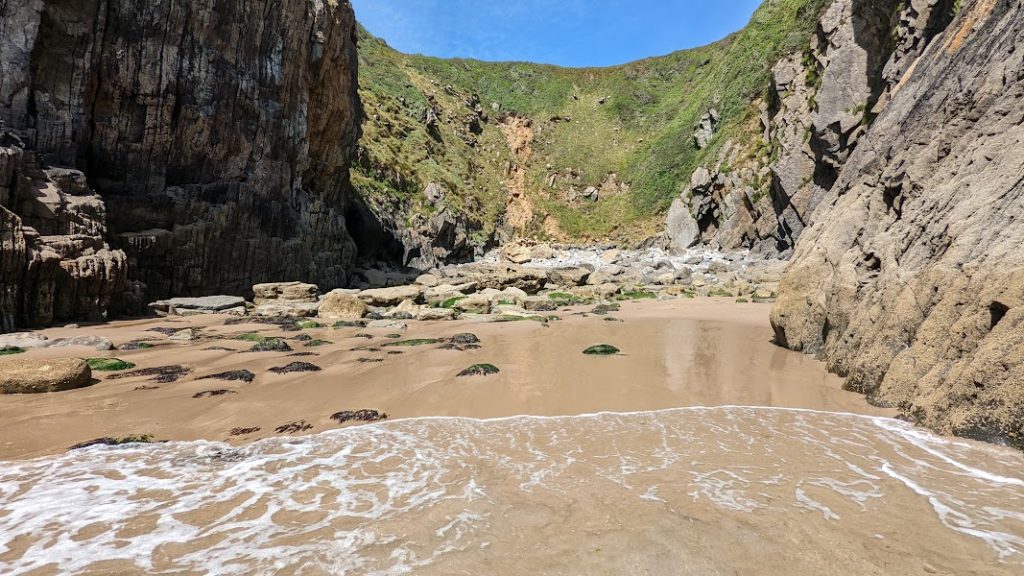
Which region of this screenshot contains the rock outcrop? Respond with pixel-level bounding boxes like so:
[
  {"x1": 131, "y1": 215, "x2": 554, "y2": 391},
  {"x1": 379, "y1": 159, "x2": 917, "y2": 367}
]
[
  {"x1": 0, "y1": 0, "x2": 361, "y2": 331},
  {"x1": 666, "y1": 0, "x2": 957, "y2": 257},
  {"x1": 772, "y1": 0, "x2": 1024, "y2": 445},
  {"x1": 1, "y1": 131, "x2": 127, "y2": 329}
]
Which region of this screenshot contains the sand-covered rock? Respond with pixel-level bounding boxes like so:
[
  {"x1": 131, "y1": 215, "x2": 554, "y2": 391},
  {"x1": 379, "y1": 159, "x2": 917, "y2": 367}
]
[{"x1": 0, "y1": 357, "x2": 92, "y2": 394}]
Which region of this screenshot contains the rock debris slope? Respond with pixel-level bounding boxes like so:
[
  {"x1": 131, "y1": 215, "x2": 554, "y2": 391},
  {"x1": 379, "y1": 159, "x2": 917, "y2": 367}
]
[
  {"x1": 772, "y1": 0, "x2": 1024, "y2": 445},
  {"x1": 1, "y1": 0, "x2": 361, "y2": 325}
]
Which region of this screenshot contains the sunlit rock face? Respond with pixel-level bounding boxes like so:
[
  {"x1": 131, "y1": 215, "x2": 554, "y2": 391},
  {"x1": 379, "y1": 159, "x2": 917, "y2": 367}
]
[{"x1": 773, "y1": 0, "x2": 1024, "y2": 445}]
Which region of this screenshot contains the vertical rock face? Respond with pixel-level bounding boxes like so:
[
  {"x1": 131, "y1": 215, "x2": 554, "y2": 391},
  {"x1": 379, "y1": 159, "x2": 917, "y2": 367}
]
[
  {"x1": 0, "y1": 0, "x2": 361, "y2": 319},
  {"x1": 772, "y1": 0, "x2": 1024, "y2": 444},
  {"x1": 667, "y1": 0, "x2": 956, "y2": 257}
]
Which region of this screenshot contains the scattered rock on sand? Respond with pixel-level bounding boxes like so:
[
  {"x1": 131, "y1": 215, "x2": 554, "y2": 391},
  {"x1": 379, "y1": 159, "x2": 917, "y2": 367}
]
[
  {"x1": 583, "y1": 344, "x2": 621, "y2": 356},
  {"x1": 0, "y1": 358, "x2": 93, "y2": 394},
  {"x1": 457, "y1": 364, "x2": 500, "y2": 377},
  {"x1": 119, "y1": 341, "x2": 155, "y2": 351},
  {"x1": 367, "y1": 320, "x2": 408, "y2": 331},
  {"x1": 108, "y1": 365, "x2": 191, "y2": 384},
  {"x1": 85, "y1": 358, "x2": 136, "y2": 372},
  {"x1": 275, "y1": 420, "x2": 313, "y2": 434},
  {"x1": 269, "y1": 362, "x2": 321, "y2": 374},
  {"x1": 331, "y1": 410, "x2": 388, "y2": 424},
  {"x1": 199, "y1": 370, "x2": 256, "y2": 383},
  {"x1": 248, "y1": 339, "x2": 293, "y2": 353},
  {"x1": 69, "y1": 435, "x2": 155, "y2": 450},
  {"x1": 229, "y1": 427, "x2": 261, "y2": 437},
  {"x1": 193, "y1": 389, "x2": 237, "y2": 399},
  {"x1": 169, "y1": 329, "x2": 200, "y2": 342}
]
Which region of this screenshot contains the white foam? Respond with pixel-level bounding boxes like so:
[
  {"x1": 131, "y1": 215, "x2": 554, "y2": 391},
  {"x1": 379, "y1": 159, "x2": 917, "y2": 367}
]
[{"x1": 0, "y1": 407, "x2": 1022, "y2": 574}]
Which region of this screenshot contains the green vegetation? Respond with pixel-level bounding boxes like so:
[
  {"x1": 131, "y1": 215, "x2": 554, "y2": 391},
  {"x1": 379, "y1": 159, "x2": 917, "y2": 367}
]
[
  {"x1": 583, "y1": 344, "x2": 622, "y2": 356},
  {"x1": 440, "y1": 297, "x2": 466, "y2": 309},
  {"x1": 0, "y1": 346, "x2": 25, "y2": 355},
  {"x1": 548, "y1": 292, "x2": 584, "y2": 304},
  {"x1": 85, "y1": 358, "x2": 137, "y2": 372},
  {"x1": 333, "y1": 321, "x2": 366, "y2": 328},
  {"x1": 234, "y1": 333, "x2": 267, "y2": 342},
  {"x1": 304, "y1": 339, "x2": 332, "y2": 348},
  {"x1": 457, "y1": 363, "x2": 501, "y2": 377},
  {"x1": 492, "y1": 315, "x2": 549, "y2": 323},
  {"x1": 709, "y1": 288, "x2": 735, "y2": 298},
  {"x1": 615, "y1": 290, "x2": 658, "y2": 301},
  {"x1": 294, "y1": 320, "x2": 325, "y2": 330},
  {"x1": 736, "y1": 298, "x2": 751, "y2": 304},
  {"x1": 355, "y1": 0, "x2": 830, "y2": 241}
]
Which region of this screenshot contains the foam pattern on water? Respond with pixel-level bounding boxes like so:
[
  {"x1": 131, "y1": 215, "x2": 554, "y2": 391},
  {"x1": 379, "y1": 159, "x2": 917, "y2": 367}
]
[{"x1": 0, "y1": 408, "x2": 1022, "y2": 575}]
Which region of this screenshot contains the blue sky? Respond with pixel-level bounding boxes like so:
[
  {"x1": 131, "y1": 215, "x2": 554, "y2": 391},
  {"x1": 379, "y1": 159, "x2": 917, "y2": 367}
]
[{"x1": 351, "y1": 0, "x2": 765, "y2": 67}]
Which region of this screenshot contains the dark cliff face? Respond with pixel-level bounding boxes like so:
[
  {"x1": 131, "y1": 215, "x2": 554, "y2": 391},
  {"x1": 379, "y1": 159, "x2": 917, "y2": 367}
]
[
  {"x1": 1, "y1": 0, "x2": 361, "y2": 326},
  {"x1": 772, "y1": 0, "x2": 1024, "y2": 445}
]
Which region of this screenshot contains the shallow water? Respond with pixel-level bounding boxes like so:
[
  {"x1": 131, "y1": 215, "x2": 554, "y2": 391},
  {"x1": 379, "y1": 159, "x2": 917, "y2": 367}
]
[{"x1": 1, "y1": 407, "x2": 1022, "y2": 575}]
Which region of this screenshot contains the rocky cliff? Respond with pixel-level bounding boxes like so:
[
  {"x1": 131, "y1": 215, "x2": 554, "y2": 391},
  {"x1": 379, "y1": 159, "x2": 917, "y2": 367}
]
[
  {"x1": 772, "y1": 0, "x2": 1024, "y2": 446},
  {"x1": 0, "y1": 0, "x2": 360, "y2": 328}
]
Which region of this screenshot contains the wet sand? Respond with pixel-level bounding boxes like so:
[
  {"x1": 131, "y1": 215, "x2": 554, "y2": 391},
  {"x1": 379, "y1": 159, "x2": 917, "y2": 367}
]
[{"x1": 0, "y1": 299, "x2": 892, "y2": 459}]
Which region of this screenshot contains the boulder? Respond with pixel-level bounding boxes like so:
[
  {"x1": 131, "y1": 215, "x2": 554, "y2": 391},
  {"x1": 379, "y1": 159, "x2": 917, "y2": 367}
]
[
  {"x1": 252, "y1": 282, "x2": 320, "y2": 305},
  {"x1": 0, "y1": 357, "x2": 92, "y2": 394},
  {"x1": 666, "y1": 196, "x2": 700, "y2": 253},
  {"x1": 252, "y1": 303, "x2": 320, "y2": 318},
  {"x1": 454, "y1": 294, "x2": 492, "y2": 315},
  {"x1": 47, "y1": 336, "x2": 115, "y2": 351},
  {"x1": 366, "y1": 320, "x2": 408, "y2": 331},
  {"x1": 415, "y1": 274, "x2": 441, "y2": 287},
  {"x1": 318, "y1": 290, "x2": 368, "y2": 321},
  {"x1": 501, "y1": 244, "x2": 533, "y2": 264},
  {"x1": 358, "y1": 285, "x2": 423, "y2": 307},
  {"x1": 547, "y1": 266, "x2": 592, "y2": 287},
  {"x1": 416, "y1": 308, "x2": 459, "y2": 321}
]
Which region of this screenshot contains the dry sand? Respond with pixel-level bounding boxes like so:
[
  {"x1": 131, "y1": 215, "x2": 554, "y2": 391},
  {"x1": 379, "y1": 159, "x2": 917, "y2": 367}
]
[{"x1": 0, "y1": 299, "x2": 892, "y2": 459}]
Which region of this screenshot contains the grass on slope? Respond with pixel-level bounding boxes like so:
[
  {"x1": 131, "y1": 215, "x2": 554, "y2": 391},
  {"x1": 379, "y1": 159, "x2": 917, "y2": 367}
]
[{"x1": 354, "y1": 0, "x2": 829, "y2": 241}]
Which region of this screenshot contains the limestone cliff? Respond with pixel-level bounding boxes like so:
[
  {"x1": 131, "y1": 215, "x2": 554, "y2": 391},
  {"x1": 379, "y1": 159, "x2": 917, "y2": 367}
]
[
  {"x1": 772, "y1": 0, "x2": 1024, "y2": 445},
  {"x1": 667, "y1": 0, "x2": 958, "y2": 257},
  {"x1": 0, "y1": 0, "x2": 360, "y2": 326}
]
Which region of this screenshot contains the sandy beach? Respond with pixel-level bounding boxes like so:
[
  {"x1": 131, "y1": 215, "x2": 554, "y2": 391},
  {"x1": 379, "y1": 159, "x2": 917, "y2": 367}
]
[{"x1": 0, "y1": 299, "x2": 892, "y2": 460}]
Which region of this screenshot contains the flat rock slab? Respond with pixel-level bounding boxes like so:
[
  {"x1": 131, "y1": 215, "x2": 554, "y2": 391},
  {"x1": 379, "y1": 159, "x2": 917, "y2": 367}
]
[
  {"x1": 163, "y1": 296, "x2": 246, "y2": 312},
  {"x1": 358, "y1": 286, "x2": 423, "y2": 307},
  {"x1": 0, "y1": 358, "x2": 93, "y2": 394}
]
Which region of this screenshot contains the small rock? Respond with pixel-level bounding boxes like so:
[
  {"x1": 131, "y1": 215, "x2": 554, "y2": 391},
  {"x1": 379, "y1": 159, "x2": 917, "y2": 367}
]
[
  {"x1": 269, "y1": 362, "x2": 321, "y2": 374},
  {"x1": 367, "y1": 320, "x2": 408, "y2": 331},
  {"x1": 168, "y1": 328, "x2": 200, "y2": 342},
  {"x1": 331, "y1": 409, "x2": 388, "y2": 424}
]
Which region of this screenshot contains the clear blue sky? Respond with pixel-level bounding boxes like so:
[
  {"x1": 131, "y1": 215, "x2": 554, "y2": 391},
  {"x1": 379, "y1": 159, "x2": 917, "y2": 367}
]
[{"x1": 351, "y1": 0, "x2": 765, "y2": 67}]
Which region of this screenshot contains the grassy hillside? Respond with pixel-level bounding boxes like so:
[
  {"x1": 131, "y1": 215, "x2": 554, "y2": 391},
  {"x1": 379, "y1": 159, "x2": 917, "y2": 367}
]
[{"x1": 353, "y1": 0, "x2": 829, "y2": 244}]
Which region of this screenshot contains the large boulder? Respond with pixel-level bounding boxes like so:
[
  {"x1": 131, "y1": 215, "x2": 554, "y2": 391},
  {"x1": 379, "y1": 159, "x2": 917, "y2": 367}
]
[
  {"x1": 665, "y1": 197, "x2": 700, "y2": 253},
  {"x1": 319, "y1": 290, "x2": 368, "y2": 320},
  {"x1": 253, "y1": 282, "x2": 319, "y2": 305},
  {"x1": 358, "y1": 285, "x2": 423, "y2": 307},
  {"x1": 0, "y1": 357, "x2": 92, "y2": 394}
]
